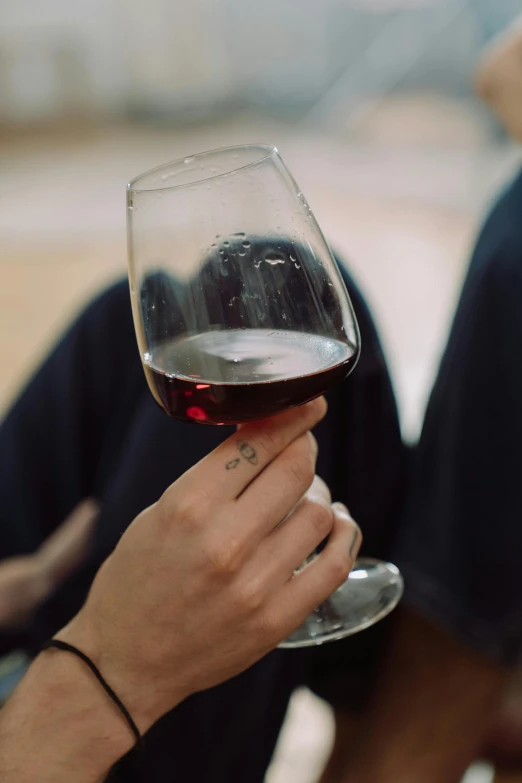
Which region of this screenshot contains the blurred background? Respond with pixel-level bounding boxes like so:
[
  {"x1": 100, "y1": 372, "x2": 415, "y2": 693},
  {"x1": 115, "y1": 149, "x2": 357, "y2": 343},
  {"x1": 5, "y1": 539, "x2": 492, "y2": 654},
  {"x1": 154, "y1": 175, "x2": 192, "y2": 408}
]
[{"x1": 1, "y1": 1, "x2": 521, "y2": 780}]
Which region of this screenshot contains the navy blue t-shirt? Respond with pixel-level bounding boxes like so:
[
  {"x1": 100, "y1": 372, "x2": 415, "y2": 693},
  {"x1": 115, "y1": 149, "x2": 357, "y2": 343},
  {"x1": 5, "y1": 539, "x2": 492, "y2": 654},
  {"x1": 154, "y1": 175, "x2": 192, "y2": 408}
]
[{"x1": 395, "y1": 169, "x2": 522, "y2": 665}]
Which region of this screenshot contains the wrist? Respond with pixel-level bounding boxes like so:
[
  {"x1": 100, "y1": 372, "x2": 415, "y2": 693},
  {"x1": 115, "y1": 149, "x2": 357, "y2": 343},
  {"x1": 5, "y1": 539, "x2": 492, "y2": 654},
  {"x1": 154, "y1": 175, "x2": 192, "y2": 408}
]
[
  {"x1": 0, "y1": 645, "x2": 133, "y2": 783},
  {"x1": 57, "y1": 609, "x2": 188, "y2": 734},
  {"x1": 42, "y1": 646, "x2": 135, "y2": 752}
]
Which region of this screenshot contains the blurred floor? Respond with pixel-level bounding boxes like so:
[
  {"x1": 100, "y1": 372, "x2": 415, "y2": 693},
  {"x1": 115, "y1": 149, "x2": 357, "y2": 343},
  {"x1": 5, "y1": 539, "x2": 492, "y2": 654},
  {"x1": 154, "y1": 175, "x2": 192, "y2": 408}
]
[{"x1": 0, "y1": 95, "x2": 520, "y2": 781}]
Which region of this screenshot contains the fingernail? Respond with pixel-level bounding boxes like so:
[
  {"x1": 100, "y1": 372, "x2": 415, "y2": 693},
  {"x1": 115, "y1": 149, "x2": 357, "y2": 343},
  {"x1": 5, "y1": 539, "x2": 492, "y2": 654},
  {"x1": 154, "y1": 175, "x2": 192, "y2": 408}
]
[
  {"x1": 349, "y1": 525, "x2": 361, "y2": 559},
  {"x1": 332, "y1": 501, "x2": 351, "y2": 518},
  {"x1": 308, "y1": 475, "x2": 331, "y2": 506}
]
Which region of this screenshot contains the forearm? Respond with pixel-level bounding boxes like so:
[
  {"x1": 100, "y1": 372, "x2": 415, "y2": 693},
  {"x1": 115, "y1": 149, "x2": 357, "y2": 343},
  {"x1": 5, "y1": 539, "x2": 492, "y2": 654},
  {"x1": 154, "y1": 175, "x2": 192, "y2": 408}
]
[{"x1": 0, "y1": 648, "x2": 135, "y2": 783}]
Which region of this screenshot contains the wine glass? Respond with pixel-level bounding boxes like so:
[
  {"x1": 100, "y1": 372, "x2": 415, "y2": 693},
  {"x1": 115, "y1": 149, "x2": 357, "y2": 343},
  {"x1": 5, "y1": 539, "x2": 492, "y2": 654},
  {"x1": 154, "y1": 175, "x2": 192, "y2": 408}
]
[{"x1": 127, "y1": 144, "x2": 403, "y2": 647}]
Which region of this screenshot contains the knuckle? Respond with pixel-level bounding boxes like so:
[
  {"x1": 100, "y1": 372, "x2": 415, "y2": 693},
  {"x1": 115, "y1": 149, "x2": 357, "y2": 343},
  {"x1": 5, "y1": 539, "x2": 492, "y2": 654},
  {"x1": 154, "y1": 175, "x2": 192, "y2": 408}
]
[
  {"x1": 202, "y1": 535, "x2": 242, "y2": 576},
  {"x1": 235, "y1": 577, "x2": 264, "y2": 613},
  {"x1": 307, "y1": 502, "x2": 334, "y2": 537},
  {"x1": 349, "y1": 519, "x2": 362, "y2": 546},
  {"x1": 308, "y1": 474, "x2": 331, "y2": 503},
  {"x1": 139, "y1": 500, "x2": 162, "y2": 526},
  {"x1": 170, "y1": 488, "x2": 211, "y2": 527}
]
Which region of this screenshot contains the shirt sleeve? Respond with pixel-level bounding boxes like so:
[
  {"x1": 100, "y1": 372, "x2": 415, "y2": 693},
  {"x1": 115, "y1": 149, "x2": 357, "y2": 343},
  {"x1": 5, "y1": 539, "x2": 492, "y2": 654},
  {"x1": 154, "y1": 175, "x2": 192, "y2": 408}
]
[
  {"x1": 0, "y1": 282, "x2": 141, "y2": 655},
  {"x1": 393, "y1": 192, "x2": 522, "y2": 665}
]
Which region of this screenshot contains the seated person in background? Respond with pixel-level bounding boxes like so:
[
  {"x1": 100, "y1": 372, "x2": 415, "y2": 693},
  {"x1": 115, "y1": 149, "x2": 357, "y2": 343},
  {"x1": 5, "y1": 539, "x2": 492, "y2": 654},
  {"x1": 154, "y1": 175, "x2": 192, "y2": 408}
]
[
  {"x1": 0, "y1": 500, "x2": 97, "y2": 636},
  {"x1": 0, "y1": 260, "x2": 405, "y2": 782},
  {"x1": 0, "y1": 398, "x2": 362, "y2": 782},
  {"x1": 474, "y1": 14, "x2": 522, "y2": 773},
  {"x1": 318, "y1": 20, "x2": 522, "y2": 783}
]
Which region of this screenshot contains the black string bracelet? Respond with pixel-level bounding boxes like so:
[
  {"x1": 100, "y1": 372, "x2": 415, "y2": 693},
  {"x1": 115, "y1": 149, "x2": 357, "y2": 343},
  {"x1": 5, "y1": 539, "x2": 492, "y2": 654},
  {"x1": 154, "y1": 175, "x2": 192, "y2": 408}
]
[{"x1": 42, "y1": 639, "x2": 144, "y2": 751}]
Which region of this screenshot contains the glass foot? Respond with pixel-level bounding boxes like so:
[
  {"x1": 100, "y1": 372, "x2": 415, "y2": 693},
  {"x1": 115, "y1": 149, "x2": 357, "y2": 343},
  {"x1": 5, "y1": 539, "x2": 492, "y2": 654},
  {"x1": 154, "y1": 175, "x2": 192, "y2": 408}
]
[{"x1": 279, "y1": 558, "x2": 403, "y2": 649}]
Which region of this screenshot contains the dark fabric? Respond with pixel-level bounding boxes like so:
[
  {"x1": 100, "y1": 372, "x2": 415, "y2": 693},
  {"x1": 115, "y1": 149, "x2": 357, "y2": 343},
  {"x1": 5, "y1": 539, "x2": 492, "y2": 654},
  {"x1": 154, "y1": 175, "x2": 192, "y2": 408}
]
[
  {"x1": 0, "y1": 261, "x2": 405, "y2": 781},
  {"x1": 393, "y1": 169, "x2": 522, "y2": 666}
]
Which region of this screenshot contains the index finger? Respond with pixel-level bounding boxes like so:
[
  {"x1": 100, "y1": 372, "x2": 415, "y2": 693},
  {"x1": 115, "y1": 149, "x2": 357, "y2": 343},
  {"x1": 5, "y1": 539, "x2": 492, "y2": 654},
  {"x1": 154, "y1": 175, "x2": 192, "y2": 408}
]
[{"x1": 173, "y1": 397, "x2": 327, "y2": 503}]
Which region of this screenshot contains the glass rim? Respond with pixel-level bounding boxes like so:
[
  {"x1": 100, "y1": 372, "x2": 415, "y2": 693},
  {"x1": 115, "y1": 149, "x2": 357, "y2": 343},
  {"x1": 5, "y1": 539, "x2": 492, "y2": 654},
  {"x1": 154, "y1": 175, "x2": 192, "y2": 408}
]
[{"x1": 127, "y1": 143, "x2": 278, "y2": 194}]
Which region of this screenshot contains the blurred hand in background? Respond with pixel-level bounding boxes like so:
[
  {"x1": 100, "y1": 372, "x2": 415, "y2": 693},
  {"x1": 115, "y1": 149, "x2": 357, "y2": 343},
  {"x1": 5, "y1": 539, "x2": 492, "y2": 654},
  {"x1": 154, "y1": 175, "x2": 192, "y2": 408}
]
[{"x1": 0, "y1": 499, "x2": 97, "y2": 630}]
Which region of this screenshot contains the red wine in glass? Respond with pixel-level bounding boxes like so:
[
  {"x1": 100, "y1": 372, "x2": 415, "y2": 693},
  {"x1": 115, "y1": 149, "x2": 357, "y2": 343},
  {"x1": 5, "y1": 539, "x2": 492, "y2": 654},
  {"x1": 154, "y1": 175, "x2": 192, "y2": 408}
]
[{"x1": 144, "y1": 329, "x2": 358, "y2": 425}]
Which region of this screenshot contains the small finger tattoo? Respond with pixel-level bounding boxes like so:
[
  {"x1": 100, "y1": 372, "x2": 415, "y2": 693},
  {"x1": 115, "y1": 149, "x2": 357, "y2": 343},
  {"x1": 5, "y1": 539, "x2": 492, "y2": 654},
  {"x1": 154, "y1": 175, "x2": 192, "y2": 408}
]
[
  {"x1": 226, "y1": 458, "x2": 241, "y2": 470},
  {"x1": 238, "y1": 441, "x2": 258, "y2": 465},
  {"x1": 349, "y1": 528, "x2": 359, "y2": 559}
]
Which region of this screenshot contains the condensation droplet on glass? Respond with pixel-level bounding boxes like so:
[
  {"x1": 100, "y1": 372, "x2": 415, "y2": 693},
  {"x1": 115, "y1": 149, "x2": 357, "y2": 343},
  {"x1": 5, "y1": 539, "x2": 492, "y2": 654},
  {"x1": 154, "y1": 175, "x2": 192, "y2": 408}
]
[
  {"x1": 242, "y1": 240, "x2": 250, "y2": 248},
  {"x1": 184, "y1": 157, "x2": 195, "y2": 165},
  {"x1": 254, "y1": 259, "x2": 263, "y2": 268},
  {"x1": 233, "y1": 232, "x2": 245, "y2": 237},
  {"x1": 211, "y1": 243, "x2": 216, "y2": 248},
  {"x1": 215, "y1": 234, "x2": 221, "y2": 239},
  {"x1": 238, "y1": 250, "x2": 246, "y2": 256},
  {"x1": 223, "y1": 240, "x2": 230, "y2": 246},
  {"x1": 265, "y1": 254, "x2": 285, "y2": 266},
  {"x1": 219, "y1": 249, "x2": 225, "y2": 256}
]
